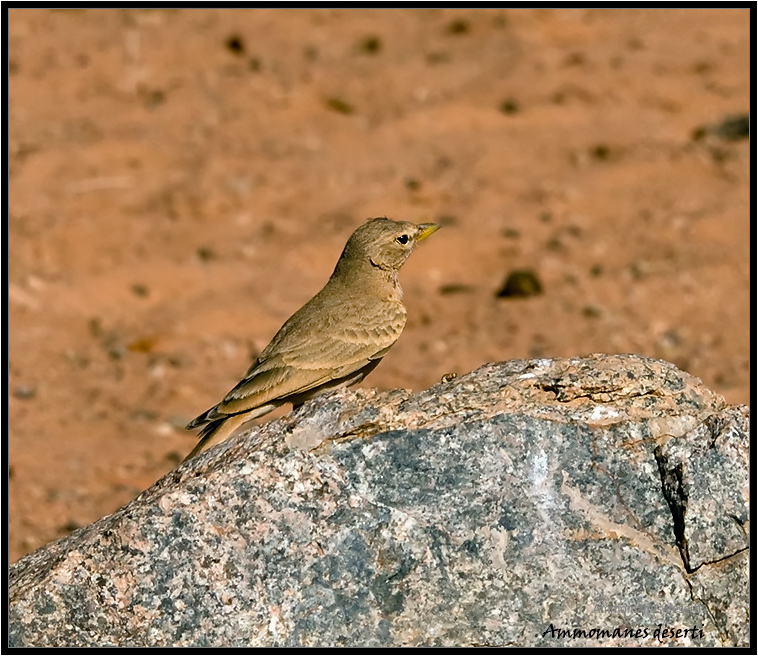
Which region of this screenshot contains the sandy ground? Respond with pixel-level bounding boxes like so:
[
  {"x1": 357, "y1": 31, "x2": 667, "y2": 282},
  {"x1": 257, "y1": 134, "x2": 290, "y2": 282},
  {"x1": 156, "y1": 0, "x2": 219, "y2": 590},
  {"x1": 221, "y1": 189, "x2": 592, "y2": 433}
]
[{"x1": 8, "y1": 8, "x2": 750, "y2": 564}]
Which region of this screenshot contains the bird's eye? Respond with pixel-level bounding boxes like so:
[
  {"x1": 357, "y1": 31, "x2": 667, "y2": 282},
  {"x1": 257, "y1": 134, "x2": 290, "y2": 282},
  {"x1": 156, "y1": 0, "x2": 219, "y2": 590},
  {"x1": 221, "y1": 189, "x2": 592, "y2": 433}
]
[{"x1": 396, "y1": 234, "x2": 410, "y2": 245}]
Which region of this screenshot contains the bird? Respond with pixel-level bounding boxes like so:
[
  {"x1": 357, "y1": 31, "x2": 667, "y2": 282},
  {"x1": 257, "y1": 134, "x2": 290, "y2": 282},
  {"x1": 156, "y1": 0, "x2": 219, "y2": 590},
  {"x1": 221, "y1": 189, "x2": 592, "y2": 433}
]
[{"x1": 183, "y1": 217, "x2": 440, "y2": 461}]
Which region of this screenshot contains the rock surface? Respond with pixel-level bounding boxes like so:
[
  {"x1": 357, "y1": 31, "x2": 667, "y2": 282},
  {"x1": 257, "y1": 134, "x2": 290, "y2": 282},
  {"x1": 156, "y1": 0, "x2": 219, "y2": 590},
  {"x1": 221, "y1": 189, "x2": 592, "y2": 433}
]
[{"x1": 8, "y1": 355, "x2": 749, "y2": 647}]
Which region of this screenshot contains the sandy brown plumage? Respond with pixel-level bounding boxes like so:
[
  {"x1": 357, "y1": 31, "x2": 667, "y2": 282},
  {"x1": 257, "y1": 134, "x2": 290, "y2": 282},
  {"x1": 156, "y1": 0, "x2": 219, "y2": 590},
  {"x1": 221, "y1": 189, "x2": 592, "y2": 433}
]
[{"x1": 184, "y1": 217, "x2": 439, "y2": 461}]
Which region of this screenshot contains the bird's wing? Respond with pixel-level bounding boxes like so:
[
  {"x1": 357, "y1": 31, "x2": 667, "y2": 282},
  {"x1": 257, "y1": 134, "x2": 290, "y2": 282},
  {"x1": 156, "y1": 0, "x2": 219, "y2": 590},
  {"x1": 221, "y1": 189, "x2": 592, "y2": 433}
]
[{"x1": 197, "y1": 301, "x2": 406, "y2": 421}]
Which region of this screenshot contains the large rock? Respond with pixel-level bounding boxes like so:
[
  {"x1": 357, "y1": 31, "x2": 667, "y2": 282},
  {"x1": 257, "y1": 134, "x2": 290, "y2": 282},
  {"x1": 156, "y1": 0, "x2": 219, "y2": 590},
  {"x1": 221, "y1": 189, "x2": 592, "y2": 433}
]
[{"x1": 8, "y1": 355, "x2": 749, "y2": 647}]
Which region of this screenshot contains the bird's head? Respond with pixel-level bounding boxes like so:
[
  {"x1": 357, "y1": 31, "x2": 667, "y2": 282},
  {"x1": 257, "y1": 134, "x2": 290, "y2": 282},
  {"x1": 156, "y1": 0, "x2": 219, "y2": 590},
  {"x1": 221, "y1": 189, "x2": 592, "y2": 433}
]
[{"x1": 335, "y1": 217, "x2": 440, "y2": 276}]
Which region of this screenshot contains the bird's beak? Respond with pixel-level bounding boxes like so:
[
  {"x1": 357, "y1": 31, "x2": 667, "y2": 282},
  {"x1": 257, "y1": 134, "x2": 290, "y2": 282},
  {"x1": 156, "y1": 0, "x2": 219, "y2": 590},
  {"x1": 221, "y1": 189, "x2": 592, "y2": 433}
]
[{"x1": 415, "y1": 223, "x2": 441, "y2": 241}]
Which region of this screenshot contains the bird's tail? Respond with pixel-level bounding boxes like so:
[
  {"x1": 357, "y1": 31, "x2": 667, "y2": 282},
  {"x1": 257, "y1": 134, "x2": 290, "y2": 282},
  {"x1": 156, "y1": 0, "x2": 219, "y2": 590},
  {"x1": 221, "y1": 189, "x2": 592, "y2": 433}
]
[{"x1": 182, "y1": 413, "x2": 249, "y2": 463}]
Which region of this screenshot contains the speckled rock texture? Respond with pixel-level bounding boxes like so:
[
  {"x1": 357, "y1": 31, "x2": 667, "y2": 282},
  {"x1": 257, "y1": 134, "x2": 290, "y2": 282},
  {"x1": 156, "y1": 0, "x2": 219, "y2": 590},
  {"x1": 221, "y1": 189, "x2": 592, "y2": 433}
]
[{"x1": 8, "y1": 355, "x2": 749, "y2": 647}]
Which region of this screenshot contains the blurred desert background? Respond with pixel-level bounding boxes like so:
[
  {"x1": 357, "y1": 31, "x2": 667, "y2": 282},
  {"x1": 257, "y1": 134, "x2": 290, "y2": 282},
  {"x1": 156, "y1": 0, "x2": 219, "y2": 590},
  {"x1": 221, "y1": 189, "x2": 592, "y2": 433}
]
[{"x1": 8, "y1": 8, "x2": 749, "y2": 564}]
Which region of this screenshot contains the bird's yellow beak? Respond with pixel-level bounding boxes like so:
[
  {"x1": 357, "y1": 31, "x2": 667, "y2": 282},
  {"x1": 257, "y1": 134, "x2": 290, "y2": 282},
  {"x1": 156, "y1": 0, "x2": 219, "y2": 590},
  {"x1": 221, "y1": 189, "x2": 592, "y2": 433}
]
[{"x1": 415, "y1": 223, "x2": 441, "y2": 241}]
